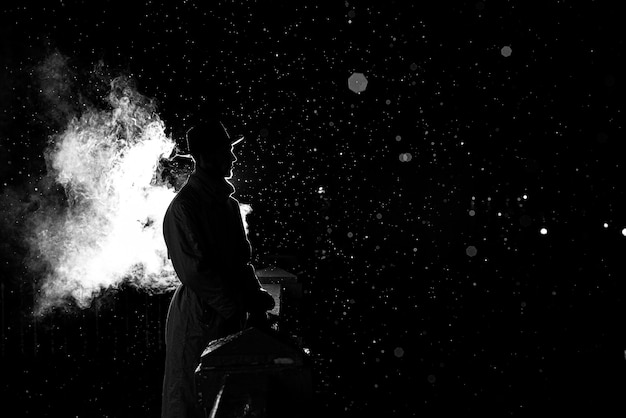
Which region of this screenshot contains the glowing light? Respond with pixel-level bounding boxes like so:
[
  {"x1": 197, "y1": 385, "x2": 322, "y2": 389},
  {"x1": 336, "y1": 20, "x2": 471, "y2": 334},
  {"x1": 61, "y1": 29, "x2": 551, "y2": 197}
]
[
  {"x1": 501, "y1": 45, "x2": 512, "y2": 57},
  {"x1": 399, "y1": 153, "x2": 412, "y2": 162},
  {"x1": 622, "y1": 228, "x2": 626, "y2": 237},
  {"x1": 348, "y1": 72, "x2": 368, "y2": 93},
  {"x1": 540, "y1": 227, "x2": 548, "y2": 235}
]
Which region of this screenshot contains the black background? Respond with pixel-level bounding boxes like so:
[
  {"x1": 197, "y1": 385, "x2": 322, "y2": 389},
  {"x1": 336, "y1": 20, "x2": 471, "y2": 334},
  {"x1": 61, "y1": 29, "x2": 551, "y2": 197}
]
[{"x1": 1, "y1": 1, "x2": 625, "y2": 416}]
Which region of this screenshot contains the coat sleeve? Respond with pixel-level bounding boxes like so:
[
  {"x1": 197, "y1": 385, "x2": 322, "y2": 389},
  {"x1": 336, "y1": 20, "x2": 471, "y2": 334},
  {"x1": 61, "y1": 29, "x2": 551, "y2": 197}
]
[
  {"x1": 231, "y1": 200, "x2": 266, "y2": 305},
  {"x1": 164, "y1": 201, "x2": 239, "y2": 319}
]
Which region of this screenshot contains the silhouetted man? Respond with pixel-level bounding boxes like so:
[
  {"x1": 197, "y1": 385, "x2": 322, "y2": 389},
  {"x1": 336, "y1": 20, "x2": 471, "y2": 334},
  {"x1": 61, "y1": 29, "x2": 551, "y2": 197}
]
[{"x1": 161, "y1": 117, "x2": 275, "y2": 418}]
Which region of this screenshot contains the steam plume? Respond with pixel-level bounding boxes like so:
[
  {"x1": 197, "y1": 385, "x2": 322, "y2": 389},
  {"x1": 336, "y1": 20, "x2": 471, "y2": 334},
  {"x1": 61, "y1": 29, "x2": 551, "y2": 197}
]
[
  {"x1": 239, "y1": 203, "x2": 252, "y2": 236},
  {"x1": 29, "y1": 76, "x2": 178, "y2": 314}
]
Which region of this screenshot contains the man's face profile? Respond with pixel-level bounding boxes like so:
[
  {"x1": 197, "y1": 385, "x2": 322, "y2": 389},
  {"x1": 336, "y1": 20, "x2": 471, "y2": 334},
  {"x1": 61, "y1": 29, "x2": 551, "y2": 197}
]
[{"x1": 197, "y1": 145, "x2": 237, "y2": 178}]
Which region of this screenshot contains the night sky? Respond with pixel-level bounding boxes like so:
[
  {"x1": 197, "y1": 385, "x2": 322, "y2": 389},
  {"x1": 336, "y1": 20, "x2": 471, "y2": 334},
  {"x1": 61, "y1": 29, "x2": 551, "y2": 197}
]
[{"x1": 1, "y1": 1, "x2": 625, "y2": 416}]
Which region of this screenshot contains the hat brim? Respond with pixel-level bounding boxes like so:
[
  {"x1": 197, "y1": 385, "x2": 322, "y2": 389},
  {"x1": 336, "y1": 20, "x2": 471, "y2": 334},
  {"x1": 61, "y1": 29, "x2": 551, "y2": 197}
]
[{"x1": 231, "y1": 134, "x2": 245, "y2": 146}]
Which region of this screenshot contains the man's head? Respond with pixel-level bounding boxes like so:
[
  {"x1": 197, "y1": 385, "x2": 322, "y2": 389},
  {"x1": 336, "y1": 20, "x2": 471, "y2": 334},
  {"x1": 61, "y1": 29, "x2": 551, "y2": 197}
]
[{"x1": 186, "y1": 118, "x2": 244, "y2": 178}]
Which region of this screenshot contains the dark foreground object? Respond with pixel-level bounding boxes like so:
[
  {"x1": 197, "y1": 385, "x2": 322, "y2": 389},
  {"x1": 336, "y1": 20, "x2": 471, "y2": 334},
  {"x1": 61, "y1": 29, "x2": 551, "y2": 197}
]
[{"x1": 196, "y1": 327, "x2": 313, "y2": 418}]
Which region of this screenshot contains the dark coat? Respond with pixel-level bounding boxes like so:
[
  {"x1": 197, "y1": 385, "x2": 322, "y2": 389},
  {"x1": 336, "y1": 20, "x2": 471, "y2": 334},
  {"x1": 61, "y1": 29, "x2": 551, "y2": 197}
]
[
  {"x1": 163, "y1": 166, "x2": 263, "y2": 319},
  {"x1": 161, "y1": 166, "x2": 263, "y2": 418}
]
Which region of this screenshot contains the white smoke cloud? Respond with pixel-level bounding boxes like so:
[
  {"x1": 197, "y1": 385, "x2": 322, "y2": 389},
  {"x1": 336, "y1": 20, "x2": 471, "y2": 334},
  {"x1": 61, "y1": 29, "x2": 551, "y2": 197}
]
[
  {"x1": 239, "y1": 203, "x2": 252, "y2": 236},
  {"x1": 30, "y1": 76, "x2": 179, "y2": 314},
  {"x1": 27, "y1": 72, "x2": 255, "y2": 316}
]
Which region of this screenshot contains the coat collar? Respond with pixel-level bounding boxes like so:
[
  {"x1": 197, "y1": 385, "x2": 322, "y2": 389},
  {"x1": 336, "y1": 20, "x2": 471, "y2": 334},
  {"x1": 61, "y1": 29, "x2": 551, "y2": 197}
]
[{"x1": 188, "y1": 165, "x2": 235, "y2": 200}]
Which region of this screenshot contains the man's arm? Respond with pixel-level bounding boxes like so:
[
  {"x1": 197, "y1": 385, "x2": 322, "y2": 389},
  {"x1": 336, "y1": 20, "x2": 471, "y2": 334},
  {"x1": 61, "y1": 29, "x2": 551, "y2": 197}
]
[{"x1": 231, "y1": 199, "x2": 275, "y2": 312}]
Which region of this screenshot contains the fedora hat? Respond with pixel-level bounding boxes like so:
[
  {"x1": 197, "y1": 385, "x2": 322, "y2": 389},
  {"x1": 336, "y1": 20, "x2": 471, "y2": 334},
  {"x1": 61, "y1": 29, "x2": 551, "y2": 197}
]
[{"x1": 185, "y1": 118, "x2": 244, "y2": 156}]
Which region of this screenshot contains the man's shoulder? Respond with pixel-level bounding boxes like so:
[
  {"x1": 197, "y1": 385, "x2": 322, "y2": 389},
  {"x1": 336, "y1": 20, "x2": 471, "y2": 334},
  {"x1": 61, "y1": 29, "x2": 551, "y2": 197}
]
[
  {"x1": 166, "y1": 180, "x2": 218, "y2": 215},
  {"x1": 172, "y1": 181, "x2": 201, "y2": 203},
  {"x1": 165, "y1": 187, "x2": 195, "y2": 216}
]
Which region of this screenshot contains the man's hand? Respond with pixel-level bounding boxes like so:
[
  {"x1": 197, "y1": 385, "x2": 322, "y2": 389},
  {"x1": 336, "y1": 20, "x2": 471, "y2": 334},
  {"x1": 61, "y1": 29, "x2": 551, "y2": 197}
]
[
  {"x1": 243, "y1": 288, "x2": 275, "y2": 330},
  {"x1": 220, "y1": 311, "x2": 245, "y2": 336},
  {"x1": 246, "y1": 310, "x2": 272, "y2": 330},
  {"x1": 249, "y1": 288, "x2": 275, "y2": 312}
]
